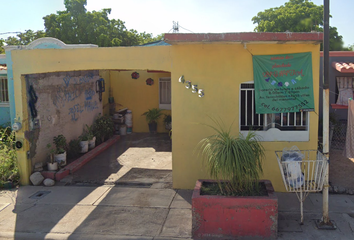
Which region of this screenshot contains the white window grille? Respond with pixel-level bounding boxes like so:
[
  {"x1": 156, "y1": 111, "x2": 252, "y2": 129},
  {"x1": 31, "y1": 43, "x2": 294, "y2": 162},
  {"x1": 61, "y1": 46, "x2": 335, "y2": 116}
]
[
  {"x1": 159, "y1": 77, "x2": 171, "y2": 110},
  {"x1": 0, "y1": 77, "x2": 9, "y2": 104},
  {"x1": 240, "y1": 82, "x2": 309, "y2": 141}
]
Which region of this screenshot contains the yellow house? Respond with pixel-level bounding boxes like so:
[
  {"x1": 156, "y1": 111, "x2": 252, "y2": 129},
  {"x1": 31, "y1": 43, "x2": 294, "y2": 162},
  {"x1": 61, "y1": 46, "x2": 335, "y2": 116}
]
[{"x1": 10, "y1": 33, "x2": 322, "y2": 191}]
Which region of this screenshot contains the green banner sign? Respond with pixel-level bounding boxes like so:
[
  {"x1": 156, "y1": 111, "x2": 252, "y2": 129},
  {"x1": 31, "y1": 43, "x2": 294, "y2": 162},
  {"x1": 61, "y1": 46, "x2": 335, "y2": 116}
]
[{"x1": 252, "y1": 52, "x2": 314, "y2": 114}]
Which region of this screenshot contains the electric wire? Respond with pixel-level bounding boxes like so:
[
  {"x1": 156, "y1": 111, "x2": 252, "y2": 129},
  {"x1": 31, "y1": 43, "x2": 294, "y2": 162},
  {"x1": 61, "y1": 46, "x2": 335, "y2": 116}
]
[
  {"x1": 179, "y1": 25, "x2": 194, "y2": 33},
  {"x1": 0, "y1": 32, "x2": 21, "y2": 35}
]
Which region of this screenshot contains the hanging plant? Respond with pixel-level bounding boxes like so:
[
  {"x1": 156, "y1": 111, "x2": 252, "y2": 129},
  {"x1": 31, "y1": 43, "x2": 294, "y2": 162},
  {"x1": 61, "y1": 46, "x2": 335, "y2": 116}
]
[
  {"x1": 146, "y1": 78, "x2": 154, "y2": 86},
  {"x1": 131, "y1": 72, "x2": 139, "y2": 79}
]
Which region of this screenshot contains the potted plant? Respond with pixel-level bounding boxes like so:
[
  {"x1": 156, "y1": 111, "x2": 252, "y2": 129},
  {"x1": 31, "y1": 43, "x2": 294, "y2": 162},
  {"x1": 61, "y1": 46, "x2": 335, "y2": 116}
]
[
  {"x1": 85, "y1": 124, "x2": 96, "y2": 150},
  {"x1": 163, "y1": 114, "x2": 172, "y2": 130},
  {"x1": 53, "y1": 135, "x2": 67, "y2": 166},
  {"x1": 193, "y1": 119, "x2": 278, "y2": 239},
  {"x1": 79, "y1": 133, "x2": 89, "y2": 153},
  {"x1": 93, "y1": 114, "x2": 114, "y2": 144},
  {"x1": 46, "y1": 144, "x2": 58, "y2": 171},
  {"x1": 142, "y1": 108, "x2": 163, "y2": 133}
]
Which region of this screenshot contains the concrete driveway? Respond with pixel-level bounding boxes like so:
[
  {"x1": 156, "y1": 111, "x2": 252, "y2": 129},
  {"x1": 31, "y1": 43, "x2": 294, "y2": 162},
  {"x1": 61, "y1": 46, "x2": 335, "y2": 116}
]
[{"x1": 66, "y1": 133, "x2": 172, "y2": 188}]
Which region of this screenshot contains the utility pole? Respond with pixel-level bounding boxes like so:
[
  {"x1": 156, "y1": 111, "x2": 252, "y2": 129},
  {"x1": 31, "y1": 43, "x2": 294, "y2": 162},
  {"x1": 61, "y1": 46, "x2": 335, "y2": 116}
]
[
  {"x1": 172, "y1": 21, "x2": 179, "y2": 33},
  {"x1": 316, "y1": 0, "x2": 336, "y2": 230}
]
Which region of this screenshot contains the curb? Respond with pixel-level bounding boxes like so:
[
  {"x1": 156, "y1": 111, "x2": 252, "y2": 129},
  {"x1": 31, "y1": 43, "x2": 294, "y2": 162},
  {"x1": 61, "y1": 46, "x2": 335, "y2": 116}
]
[{"x1": 41, "y1": 135, "x2": 120, "y2": 181}]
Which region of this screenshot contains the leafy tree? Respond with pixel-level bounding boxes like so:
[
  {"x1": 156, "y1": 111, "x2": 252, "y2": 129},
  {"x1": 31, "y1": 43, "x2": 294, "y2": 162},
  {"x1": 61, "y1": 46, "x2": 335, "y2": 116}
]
[
  {"x1": 0, "y1": 39, "x2": 4, "y2": 54},
  {"x1": 4, "y1": 30, "x2": 46, "y2": 46},
  {"x1": 43, "y1": 0, "x2": 161, "y2": 47},
  {"x1": 252, "y1": 0, "x2": 347, "y2": 51}
]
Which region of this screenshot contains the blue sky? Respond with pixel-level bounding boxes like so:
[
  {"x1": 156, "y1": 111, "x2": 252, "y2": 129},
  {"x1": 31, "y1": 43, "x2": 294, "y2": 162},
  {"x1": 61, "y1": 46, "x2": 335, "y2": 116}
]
[{"x1": 0, "y1": 0, "x2": 353, "y2": 46}]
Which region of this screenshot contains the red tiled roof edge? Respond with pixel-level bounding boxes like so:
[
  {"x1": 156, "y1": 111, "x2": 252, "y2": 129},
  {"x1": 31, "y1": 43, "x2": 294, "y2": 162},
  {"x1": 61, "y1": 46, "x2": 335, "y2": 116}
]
[
  {"x1": 332, "y1": 62, "x2": 354, "y2": 73},
  {"x1": 320, "y1": 51, "x2": 354, "y2": 57}
]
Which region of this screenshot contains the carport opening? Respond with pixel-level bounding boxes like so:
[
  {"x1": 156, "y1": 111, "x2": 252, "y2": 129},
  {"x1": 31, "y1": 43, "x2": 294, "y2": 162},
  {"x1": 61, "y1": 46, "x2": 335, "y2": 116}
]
[{"x1": 23, "y1": 68, "x2": 172, "y2": 187}]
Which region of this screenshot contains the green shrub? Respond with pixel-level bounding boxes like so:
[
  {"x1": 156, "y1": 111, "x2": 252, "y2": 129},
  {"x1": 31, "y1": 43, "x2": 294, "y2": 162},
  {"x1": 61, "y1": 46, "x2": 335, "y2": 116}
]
[
  {"x1": 0, "y1": 127, "x2": 19, "y2": 187},
  {"x1": 93, "y1": 114, "x2": 114, "y2": 144},
  {"x1": 53, "y1": 134, "x2": 67, "y2": 154},
  {"x1": 68, "y1": 139, "x2": 81, "y2": 158}
]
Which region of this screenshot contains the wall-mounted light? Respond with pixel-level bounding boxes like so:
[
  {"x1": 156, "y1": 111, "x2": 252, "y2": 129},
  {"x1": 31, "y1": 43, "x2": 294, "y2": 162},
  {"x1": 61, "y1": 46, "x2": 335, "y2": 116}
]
[
  {"x1": 179, "y1": 75, "x2": 185, "y2": 83},
  {"x1": 192, "y1": 85, "x2": 198, "y2": 93},
  {"x1": 198, "y1": 89, "x2": 204, "y2": 98},
  {"x1": 12, "y1": 122, "x2": 22, "y2": 132},
  {"x1": 185, "y1": 81, "x2": 191, "y2": 89}
]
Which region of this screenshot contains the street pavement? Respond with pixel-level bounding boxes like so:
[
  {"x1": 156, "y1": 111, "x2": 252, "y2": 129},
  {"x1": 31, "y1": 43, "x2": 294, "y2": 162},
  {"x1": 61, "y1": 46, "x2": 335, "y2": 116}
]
[{"x1": 1, "y1": 185, "x2": 354, "y2": 240}]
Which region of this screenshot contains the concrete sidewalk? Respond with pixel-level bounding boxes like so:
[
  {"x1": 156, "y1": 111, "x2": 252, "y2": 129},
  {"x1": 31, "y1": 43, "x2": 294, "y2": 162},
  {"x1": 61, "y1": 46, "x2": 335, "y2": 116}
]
[{"x1": 0, "y1": 185, "x2": 354, "y2": 240}]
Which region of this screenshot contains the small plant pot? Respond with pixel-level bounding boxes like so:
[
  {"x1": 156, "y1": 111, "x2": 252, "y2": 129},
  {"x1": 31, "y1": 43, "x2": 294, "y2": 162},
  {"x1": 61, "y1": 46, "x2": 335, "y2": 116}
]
[
  {"x1": 148, "y1": 122, "x2": 157, "y2": 134},
  {"x1": 88, "y1": 137, "x2": 96, "y2": 150},
  {"x1": 80, "y1": 141, "x2": 89, "y2": 153},
  {"x1": 54, "y1": 152, "x2": 67, "y2": 166},
  {"x1": 47, "y1": 162, "x2": 58, "y2": 171}
]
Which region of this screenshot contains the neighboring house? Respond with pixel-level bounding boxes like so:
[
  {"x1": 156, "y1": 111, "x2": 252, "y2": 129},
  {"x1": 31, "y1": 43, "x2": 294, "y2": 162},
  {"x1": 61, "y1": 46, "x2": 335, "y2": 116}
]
[
  {"x1": 9, "y1": 33, "x2": 322, "y2": 192},
  {"x1": 0, "y1": 55, "x2": 10, "y2": 126},
  {"x1": 319, "y1": 52, "x2": 354, "y2": 122}
]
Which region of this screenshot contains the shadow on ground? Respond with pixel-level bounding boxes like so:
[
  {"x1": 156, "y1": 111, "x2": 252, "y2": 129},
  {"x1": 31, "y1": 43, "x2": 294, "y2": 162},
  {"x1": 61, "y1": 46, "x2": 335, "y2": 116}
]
[
  {"x1": 330, "y1": 149, "x2": 354, "y2": 190},
  {"x1": 0, "y1": 133, "x2": 190, "y2": 240},
  {"x1": 69, "y1": 133, "x2": 172, "y2": 186}
]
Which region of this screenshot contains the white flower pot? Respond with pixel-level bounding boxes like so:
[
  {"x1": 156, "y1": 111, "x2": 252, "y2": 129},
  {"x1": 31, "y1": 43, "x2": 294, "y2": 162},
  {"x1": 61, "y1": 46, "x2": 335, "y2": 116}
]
[
  {"x1": 47, "y1": 162, "x2": 58, "y2": 171},
  {"x1": 80, "y1": 141, "x2": 89, "y2": 153},
  {"x1": 89, "y1": 137, "x2": 96, "y2": 150},
  {"x1": 54, "y1": 152, "x2": 67, "y2": 166}
]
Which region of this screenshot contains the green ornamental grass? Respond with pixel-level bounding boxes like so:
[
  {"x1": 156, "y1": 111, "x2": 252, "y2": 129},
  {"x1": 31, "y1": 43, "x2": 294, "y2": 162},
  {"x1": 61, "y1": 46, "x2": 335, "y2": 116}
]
[{"x1": 198, "y1": 118, "x2": 265, "y2": 196}]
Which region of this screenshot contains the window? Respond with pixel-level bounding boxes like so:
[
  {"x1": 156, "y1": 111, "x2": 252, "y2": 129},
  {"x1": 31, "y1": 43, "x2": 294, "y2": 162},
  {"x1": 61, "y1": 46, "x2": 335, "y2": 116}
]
[
  {"x1": 335, "y1": 77, "x2": 353, "y2": 105},
  {"x1": 159, "y1": 77, "x2": 171, "y2": 110},
  {"x1": 0, "y1": 77, "x2": 9, "y2": 105},
  {"x1": 240, "y1": 82, "x2": 309, "y2": 141}
]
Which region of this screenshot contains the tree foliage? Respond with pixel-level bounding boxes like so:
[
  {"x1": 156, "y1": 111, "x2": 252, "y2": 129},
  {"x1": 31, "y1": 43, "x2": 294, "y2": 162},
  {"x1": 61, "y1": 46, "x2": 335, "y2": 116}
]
[
  {"x1": 4, "y1": 30, "x2": 46, "y2": 46},
  {"x1": 0, "y1": 0, "x2": 162, "y2": 52},
  {"x1": 0, "y1": 39, "x2": 4, "y2": 54},
  {"x1": 252, "y1": 0, "x2": 347, "y2": 51},
  {"x1": 43, "y1": 0, "x2": 162, "y2": 47}
]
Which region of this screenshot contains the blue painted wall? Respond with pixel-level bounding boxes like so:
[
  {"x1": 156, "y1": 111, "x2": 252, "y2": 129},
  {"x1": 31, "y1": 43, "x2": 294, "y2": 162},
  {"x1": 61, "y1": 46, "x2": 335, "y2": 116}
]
[
  {"x1": 0, "y1": 106, "x2": 11, "y2": 127},
  {"x1": 4, "y1": 49, "x2": 16, "y2": 126},
  {"x1": 0, "y1": 71, "x2": 10, "y2": 126}
]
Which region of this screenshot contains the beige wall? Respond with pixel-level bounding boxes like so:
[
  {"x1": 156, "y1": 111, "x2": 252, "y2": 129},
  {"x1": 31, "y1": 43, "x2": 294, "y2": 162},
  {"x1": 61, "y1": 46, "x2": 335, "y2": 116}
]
[{"x1": 26, "y1": 71, "x2": 102, "y2": 167}]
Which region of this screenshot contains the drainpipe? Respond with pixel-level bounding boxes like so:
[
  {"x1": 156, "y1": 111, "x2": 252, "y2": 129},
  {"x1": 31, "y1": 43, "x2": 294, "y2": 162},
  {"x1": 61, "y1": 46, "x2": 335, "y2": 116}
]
[{"x1": 319, "y1": 0, "x2": 333, "y2": 228}]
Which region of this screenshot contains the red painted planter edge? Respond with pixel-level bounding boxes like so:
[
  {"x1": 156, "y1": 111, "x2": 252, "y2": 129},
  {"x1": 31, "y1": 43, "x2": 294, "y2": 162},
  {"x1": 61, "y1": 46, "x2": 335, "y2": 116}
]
[{"x1": 192, "y1": 179, "x2": 277, "y2": 200}]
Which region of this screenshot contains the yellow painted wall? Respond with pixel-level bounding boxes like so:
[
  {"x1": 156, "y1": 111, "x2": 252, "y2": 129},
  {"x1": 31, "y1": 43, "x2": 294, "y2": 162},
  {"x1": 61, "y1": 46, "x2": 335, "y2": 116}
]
[
  {"x1": 110, "y1": 70, "x2": 171, "y2": 133},
  {"x1": 170, "y1": 43, "x2": 320, "y2": 191}
]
